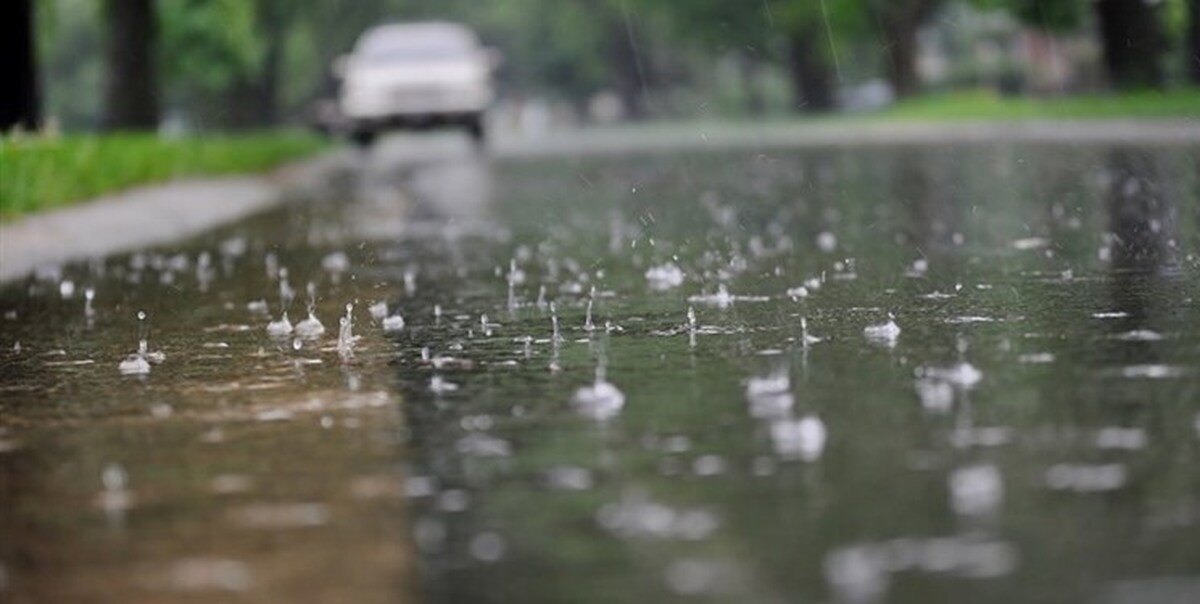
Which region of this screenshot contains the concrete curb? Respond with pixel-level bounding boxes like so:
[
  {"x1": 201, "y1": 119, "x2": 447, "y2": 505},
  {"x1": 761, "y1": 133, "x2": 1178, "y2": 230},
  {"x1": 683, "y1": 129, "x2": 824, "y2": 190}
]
[{"x1": 0, "y1": 151, "x2": 347, "y2": 284}]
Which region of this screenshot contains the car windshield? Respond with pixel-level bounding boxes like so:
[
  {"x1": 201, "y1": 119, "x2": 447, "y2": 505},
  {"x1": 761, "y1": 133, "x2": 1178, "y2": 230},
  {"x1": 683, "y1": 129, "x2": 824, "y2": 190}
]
[{"x1": 356, "y1": 27, "x2": 475, "y2": 62}]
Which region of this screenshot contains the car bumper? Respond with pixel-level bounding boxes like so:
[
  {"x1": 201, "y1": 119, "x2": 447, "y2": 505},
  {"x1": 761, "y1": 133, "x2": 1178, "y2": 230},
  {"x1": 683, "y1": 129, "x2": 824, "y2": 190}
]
[
  {"x1": 340, "y1": 87, "x2": 492, "y2": 121},
  {"x1": 345, "y1": 112, "x2": 481, "y2": 133}
]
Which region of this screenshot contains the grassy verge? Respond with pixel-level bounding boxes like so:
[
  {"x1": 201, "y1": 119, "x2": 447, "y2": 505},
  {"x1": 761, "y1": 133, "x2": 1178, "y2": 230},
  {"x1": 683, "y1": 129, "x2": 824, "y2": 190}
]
[
  {"x1": 1, "y1": 132, "x2": 328, "y2": 219},
  {"x1": 879, "y1": 88, "x2": 1200, "y2": 121}
]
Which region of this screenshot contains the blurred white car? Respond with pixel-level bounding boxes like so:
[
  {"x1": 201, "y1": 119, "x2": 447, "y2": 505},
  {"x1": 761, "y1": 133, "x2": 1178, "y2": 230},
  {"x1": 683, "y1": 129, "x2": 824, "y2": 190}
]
[{"x1": 337, "y1": 22, "x2": 497, "y2": 146}]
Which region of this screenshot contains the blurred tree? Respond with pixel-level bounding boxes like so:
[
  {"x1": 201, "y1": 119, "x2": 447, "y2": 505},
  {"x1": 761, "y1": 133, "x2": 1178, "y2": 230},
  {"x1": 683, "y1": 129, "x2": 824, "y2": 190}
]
[
  {"x1": 597, "y1": 0, "x2": 655, "y2": 119},
  {"x1": 974, "y1": 0, "x2": 1173, "y2": 89},
  {"x1": 866, "y1": 0, "x2": 946, "y2": 98},
  {"x1": 0, "y1": 0, "x2": 41, "y2": 131},
  {"x1": 104, "y1": 0, "x2": 159, "y2": 130},
  {"x1": 1095, "y1": 0, "x2": 1167, "y2": 89},
  {"x1": 635, "y1": 0, "x2": 780, "y2": 114},
  {"x1": 971, "y1": 0, "x2": 1087, "y2": 32},
  {"x1": 769, "y1": 2, "x2": 840, "y2": 112},
  {"x1": 1189, "y1": 0, "x2": 1200, "y2": 83}
]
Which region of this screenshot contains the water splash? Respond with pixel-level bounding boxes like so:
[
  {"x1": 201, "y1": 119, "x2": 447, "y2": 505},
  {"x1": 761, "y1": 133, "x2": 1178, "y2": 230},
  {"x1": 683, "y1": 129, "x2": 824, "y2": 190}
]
[
  {"x1": 278, "y1": 268, "x2": 295, "y2": 310},
  {"x1": 382, "y1": 310, "x2": 406, "y2": 332},
  {"x1": 429, "y1": 375, "x2": 460, "y2": 394},
  {"x1": 403, "y1": 268, "x2": 418, "y2": 296},
  {"x1": 119, "y1": 310, "x2": 161, "y2": 375},
  {"x1": 337, "y1": 303, "x2": 358, "y2": 361},
  {"x1": 786, "y1": 285, "x2": 810, "y2": 299},
  {"x1": 550, "y1": 302, "x2": 562, "y2": 343},
  {"x1": 949, "y1": 465, "x2": 1004, "y2": 516},
  {"x1": 266, "y1": 312, "x2": 293, "y2": 338},
  {"x1": 572, "y1": 365, "x2": 626, "y2": 420},
  {"x1": 84, "y1": 287, "x2": 96, "y2": 319},
  {"x1": 645, "y1": 262, "x2": 685, "y2": 290},
  {"x1": 769, "y1": 415, "x2": 826, "y2": 461},
  {"x1": 745, "y1": 372, "x2": 793, "y2": 419},
  {"x1": 687, "y1": 284, "x2": 768, "y2": 308},
  {"x1": 863, "y1": 312, "x2": 900, "y2": 346},
  {"x1": 97, "y1": 462, "x2": 134, "y2": 521},
  {"x1": 584, "y1": 298, "x2": 595, "y2": 332},
  {"x1": 800, "y1": 317, "x2": 823, "y2": 346},
  {"x1": 294, "y1": 282, "x2": 325, "y2": 339},
  {"x1": 368, "y1": 301, "x2": 389, "y2": 322}
]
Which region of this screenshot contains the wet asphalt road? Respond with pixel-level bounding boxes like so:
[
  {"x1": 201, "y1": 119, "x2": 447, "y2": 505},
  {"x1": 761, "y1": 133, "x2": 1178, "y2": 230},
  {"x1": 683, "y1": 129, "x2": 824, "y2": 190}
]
[{"x1": 3, "y1": 131, "x2": 1200, "y2": 603}]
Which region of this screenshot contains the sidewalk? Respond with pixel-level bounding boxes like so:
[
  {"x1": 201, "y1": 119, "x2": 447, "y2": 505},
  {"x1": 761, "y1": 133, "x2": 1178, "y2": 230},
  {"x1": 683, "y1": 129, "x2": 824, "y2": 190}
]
[{"x1": 0, "y1": 151, "x2": 346, "y2": 283}]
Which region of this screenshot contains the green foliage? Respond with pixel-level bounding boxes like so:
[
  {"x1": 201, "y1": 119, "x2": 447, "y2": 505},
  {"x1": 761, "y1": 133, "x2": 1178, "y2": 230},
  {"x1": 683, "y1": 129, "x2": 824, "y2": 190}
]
[
  {"x1": 159, "y1": 0, "x2": 263, "y2": 93},
  {"x1": 0, "y1": 133, "x2": 327, "y2": 218},
  {"x1": 879, "y1": 87, "x2": 1200, "y2": 119},
  {"x1": 971, "y1": 0, "x2": 1088, "y2": 31}
]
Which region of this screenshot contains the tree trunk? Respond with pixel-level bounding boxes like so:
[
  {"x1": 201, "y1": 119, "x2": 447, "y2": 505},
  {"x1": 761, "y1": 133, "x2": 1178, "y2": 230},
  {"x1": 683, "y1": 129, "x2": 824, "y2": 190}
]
[
  {"x1": 252, "y1": 0, "x2": 287, "y2": 126},
  {"x1": 786, "y1": 33, "x2": 835, "y2": 113},
  {"x1": 1188, "y1": 0, "x2": 1200, "y2": 84},
  {"x1": 1094, "y1": 0, "x2": 1166, "y2": 89},
  {"x1": 738, "y1": 54, "x2": 766, "y2": 117},
  {"x1": 882, "y1": 18, "x2": 920, "y2": 99},
  {"x1": 874, "y1": 0, "x2": 941, "y2": 99},
  {"x1": 0, "y1": 0, "x2": 40, "y2": 131},
  {"x1": 606, "y1": 15, "x2": 649, "y2": 119},
  {"x1": 104, "y1": 0, "x2": 159, "y2": 130}
]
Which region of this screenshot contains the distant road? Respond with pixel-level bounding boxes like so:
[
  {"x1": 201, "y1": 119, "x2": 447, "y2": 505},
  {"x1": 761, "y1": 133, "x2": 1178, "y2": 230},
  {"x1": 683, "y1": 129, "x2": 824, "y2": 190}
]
[{"x1": 492, "y1": 118, "x2": 1200, "y2": 158}]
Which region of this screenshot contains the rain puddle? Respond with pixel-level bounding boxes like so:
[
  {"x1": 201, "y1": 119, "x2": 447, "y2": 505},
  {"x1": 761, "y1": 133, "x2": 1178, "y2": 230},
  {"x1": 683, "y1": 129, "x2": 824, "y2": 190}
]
[{"x1": 3, "y1": 138, "x2": 1200, "y2": 603}]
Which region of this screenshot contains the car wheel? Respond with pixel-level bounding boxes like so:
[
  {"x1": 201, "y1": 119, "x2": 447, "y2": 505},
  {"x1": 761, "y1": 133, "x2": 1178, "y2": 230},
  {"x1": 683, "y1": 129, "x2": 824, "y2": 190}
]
[
  {"x1": 350, "y1": 130, "x2": 376, "y2": 149},
  {"x1": 466, "y1": 116, "x2": 485, "y2": 144}
]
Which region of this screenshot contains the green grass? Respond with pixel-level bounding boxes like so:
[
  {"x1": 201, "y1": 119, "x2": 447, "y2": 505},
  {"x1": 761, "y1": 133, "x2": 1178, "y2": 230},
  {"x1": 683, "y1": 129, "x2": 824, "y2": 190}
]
[
  {"x1": 0, "y1": 132, "x2": 327, "y2": 219},
  {"x1": 879, "y1": 88, "x2": 1200, "y2": 121}
]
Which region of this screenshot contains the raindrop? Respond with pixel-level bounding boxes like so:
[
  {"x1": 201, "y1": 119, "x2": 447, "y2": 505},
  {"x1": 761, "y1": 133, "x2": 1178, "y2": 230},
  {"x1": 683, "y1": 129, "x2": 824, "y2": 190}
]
[
  {"x1": 382, "y1": 311, "x2": 406, "y2": 332},
  {"x1": 321, "y1": 251, "x2": 350, "y2": 274},
  {"x1": 337, "y1": 303, "x2": 358, "y2": 361},
  {"x1": 920, "y1": 363, "x2": 983, "y2": 389},
  {"x1": 915, "y1": 379, "x2": 954, "y2": 413},
  {"x1": 469, "y1": 532, "x2": 507, "y2": 563},
  {"x1": 572, "y1": 365, "x2": 625, "y2": 420},
  {"x1": 266, "y1": 312, "x2": 293, "y2": 338},
  {"x1": 84, "y1": 287, "x2": 96, "y2": 318},
  {"x1": 544, "y1": 466, "x2": 594, "y2": 491},
  {"x1": 800, "y1": 317, "x2": 822, "y2": 346},
  {"x1": 1045, "y1": 463, "x2": 1127, "y2": 493},
  {"x1": 949, "y1": 465, "x2": 1003, "y2": 516},
  {"x1": 368, "y1": 301, "x2": 388, "y2": 322},
  {"x1": 429, "y1": 375, "x2": 460, "y2": 394},
  {"x1": 98, "y1": 462, "x2": 134, "y2": 518},
  {"x1": 294, "y1": 283, "x2": 325, "y2": 338},
  {"x1": 816, "y1": 231, "x2": 838, "y2": 253},
  {"x1": 550, "y1": 302, "x2": 562, "y2": 342},
  {"x1": 769, "y1": 415, "x2": 826, "y2": 461},
  {"x1": 645, "y1": 262, "x2": 685, "y2": 290},
  {"x1": 863, "y1": 313, "x2": 900, "y2": 346},
  {"x1": 403, "y1": 268, "x2": 417, "y2": 296},
  {"x1": 118, "y1": 310, "x2": 160, "y2": 374}
]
